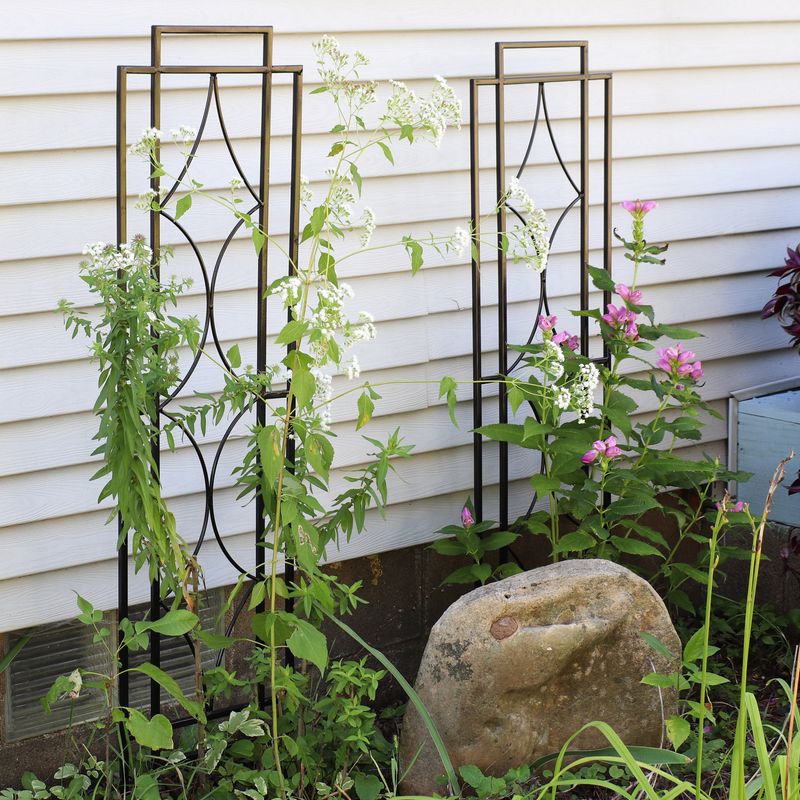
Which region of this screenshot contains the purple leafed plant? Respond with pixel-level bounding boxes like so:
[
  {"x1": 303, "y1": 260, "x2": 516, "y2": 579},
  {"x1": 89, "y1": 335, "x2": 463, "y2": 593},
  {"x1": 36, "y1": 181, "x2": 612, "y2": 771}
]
[{"x1": 761, "y1": 243, "x2": 800, "y2": 349}]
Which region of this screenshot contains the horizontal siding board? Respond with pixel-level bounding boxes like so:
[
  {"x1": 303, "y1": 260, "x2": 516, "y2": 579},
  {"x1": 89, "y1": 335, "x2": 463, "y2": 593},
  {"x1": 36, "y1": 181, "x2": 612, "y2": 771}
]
[
  {"x1": 6, "y1": 1, "x2": 800, "y2": 40},
  {"x1": 5, "y1": 65, "x2": 800, "y2": 156},
  {"x1": 3, "y1": 225, "x2": 796, "y2": 319},
  {"x1": 4, "y1": 24, "x2": 800, "y2": 97}
]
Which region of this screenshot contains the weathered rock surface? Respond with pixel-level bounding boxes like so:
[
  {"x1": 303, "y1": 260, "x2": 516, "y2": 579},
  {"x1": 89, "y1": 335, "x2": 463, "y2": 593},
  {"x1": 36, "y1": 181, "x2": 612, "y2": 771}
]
[{"x1": 400, "y1": 559, "x2": 680, "y2": 794}]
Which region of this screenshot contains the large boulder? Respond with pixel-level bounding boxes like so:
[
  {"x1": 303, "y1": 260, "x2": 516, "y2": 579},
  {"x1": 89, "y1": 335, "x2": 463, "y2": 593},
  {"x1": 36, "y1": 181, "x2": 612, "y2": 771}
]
[{"x1": 400, "y1": 559, "x2": 680, "y2": 794}]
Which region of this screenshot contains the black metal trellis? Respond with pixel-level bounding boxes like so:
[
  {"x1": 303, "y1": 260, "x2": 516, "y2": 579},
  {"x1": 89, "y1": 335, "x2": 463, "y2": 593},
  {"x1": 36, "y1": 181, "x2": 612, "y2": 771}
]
[
  {"x1": 469, "y1": 41, "x2": 612, "y2": 539},
  {"x1": 115, "y1": 25, "x2": 302, "y2": 728}
]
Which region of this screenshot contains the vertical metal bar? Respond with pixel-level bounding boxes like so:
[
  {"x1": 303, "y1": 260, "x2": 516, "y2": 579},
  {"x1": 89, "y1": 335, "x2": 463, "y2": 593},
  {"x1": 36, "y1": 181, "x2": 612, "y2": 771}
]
[
  {"x1": 494, "y1": 44, "x2": 508, "y2": 530},
  {"x1": 115, "y1": 66, "x2": 129, "y2": 713},
  {"x1": 148, "y1": 27, "x2": 162, "y2": 717},
  {"x1": 255, "y1": 30, "x2": 273, "y2": 710},
  {"x1": 284, "y1": 70, "x2": 303, "y2": 668},
  {"x1": 603, "y1": 76, "x2": 613, "y2": 350},
  {"x1": 602, "y1": 75, "x2": 613, "y2": 513},
  {"x1": 579, "y1": 45, "x2": 590, "y2": 357},
  {"x1": 469, "y1": 78, "x2": 483, "y2": 522}
]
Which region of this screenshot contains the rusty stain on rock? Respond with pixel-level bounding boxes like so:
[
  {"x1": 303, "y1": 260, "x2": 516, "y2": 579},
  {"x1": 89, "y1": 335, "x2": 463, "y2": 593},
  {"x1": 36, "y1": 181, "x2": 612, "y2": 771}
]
[{"x1": 490, "y1": 615, "x2": 519, "y2": 640}]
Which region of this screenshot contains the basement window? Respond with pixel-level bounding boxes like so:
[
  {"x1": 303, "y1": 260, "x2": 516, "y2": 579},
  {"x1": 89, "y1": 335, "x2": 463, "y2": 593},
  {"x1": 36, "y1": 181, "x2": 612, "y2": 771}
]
[{"x1": 4, "y1": 590, "x2": 224, "y2": 740}]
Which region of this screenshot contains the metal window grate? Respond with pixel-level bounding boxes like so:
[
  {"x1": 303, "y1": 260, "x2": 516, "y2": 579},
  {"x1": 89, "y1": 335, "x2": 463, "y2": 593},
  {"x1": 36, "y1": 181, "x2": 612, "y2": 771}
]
[
  {"x1": 4, "y1": 590, "x2": 223, "y2": 740},
  {"x1": 6, "y1": 618, "x2": 109, "y2": 741}
]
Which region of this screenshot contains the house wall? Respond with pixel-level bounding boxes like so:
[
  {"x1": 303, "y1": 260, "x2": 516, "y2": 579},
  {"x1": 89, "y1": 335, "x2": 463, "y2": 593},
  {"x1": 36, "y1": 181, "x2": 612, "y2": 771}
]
[{"x1": 2, "y1": 1, "x2": 800, "y2": 632}]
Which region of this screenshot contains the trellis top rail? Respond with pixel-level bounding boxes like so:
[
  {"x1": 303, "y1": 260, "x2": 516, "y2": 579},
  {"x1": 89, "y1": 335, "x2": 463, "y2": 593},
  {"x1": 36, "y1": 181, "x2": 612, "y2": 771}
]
[
  {"x1": 471, "y1": 72, "x2": 611, "y2": 86},
  {"x1": 118, "y1": 65, "x2": 303, "y2": 75}
]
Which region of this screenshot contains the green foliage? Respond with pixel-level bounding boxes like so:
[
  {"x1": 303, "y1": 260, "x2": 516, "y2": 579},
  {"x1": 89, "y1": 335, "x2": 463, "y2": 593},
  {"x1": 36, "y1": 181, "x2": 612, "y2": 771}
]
[{"x1": 59, "y1": 238, "x2": 199, "y2": 596}]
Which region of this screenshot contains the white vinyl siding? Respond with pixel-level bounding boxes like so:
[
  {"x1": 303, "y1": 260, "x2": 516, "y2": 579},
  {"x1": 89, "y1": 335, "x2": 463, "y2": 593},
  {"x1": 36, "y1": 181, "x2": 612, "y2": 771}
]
[{"x1": 1, "y1": 1, "x2": 800, "y2": 630}]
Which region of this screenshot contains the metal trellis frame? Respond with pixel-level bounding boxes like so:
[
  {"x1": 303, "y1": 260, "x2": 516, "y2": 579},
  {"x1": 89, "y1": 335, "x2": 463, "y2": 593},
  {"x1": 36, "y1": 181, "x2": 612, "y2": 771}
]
[
  {"x1": 115, "y1": 25, "x2": 302, "y2": 729},
  {"x1": 469, "y1": 41, "x2": 613, "y2": 543}
]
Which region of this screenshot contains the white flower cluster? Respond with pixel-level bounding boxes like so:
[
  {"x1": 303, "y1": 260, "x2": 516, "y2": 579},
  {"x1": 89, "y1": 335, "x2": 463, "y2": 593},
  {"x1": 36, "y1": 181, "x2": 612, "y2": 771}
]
[
  {"x1": 505, "y1": 178, "x2": 550, "y2": 273},
  {"x1": 82, "y1": 240, "x2": 152, "y2": 268},
  {"x1": 571, "y1": 362, "x2": 599, "y2": 423},
  {"x1": 327, "y1": 170, "x2": 356, "y2": 227},
  {"x1": 300, "y1": 175, "x2": 313, "y2": 207},
  {"x1": 419, "y1": 76, "x2": 462, "y2": 147},
  {"x1": 541, "y1": 338, "x2": 565, "y2": 381},
  {"x1": 170, "y1": 125, "x2": 197, "y2": 144},
  {"x1": 313, "y1": 281, "x2": 355, "y2": 337},
  {"x1": 507, "y1": 177, "x2": 536, "y2": 215},
  {"x1": 385, "y1": 80, "x2": 418, "y2": 127},
  {"x1": 453, "y1": 226, "x2": 471, "y2": 258},
  {"x1": 313, "y1": 35, "x2": 373, "y2": 101},
  {"x1": 554, "y1": 386, "x2": 571, "y2": 411},
  {"x1": 345, "y1": 355, "x2": 360, "y2": 380},
  {"x1": 360, "y1": 208, "x2": 376, "y2": 248},
  {"x1": 134, "y1": 187, "x2": 168, "y2": 211},
  {"x1": 274, "y1": 276, "x2": 303, "y2": 309},
  {"x1": 382, "y1": 77, "x2": 462, "y2": 147},
  {"x1": 344, "y1": 311, "x2": 376, "y2": 347},
  {"x1": 312, "y1": 369, "x2": 333, "y2": 431},
  {"x1": 130, "y1": 127, "x2": 163, "y2": 158}
]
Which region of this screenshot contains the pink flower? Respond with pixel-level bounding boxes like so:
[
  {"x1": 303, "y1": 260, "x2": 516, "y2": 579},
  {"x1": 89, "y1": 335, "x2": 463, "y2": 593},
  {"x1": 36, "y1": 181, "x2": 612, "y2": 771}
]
[
  {"x1": 621, "y1": 199, "x2": 658, "y2": 215},
  {"x1": 461, "y1": 506, "x2": 474, "y2": 528},
  {"x1": 615, "y1": 283, "x2": 643, "y2": 306},
  {"x1": 716, "y1": 499, "x2": 746, "y2": 514},
  {"x1": 657, "y1": 342, "x2": 703, "y2": 382},
  {"x1": 552, "y1": 330, "x2": 581, "y2": 351},
  {"x1": 601, "y1": 304, "x2": 640, "y2": 342},
  {"x1": 582, "y1": 436, "x2": 622, "y2": 465},
  {"x1": 539, "y1": 313, "x2": 557, "y2": 331}
]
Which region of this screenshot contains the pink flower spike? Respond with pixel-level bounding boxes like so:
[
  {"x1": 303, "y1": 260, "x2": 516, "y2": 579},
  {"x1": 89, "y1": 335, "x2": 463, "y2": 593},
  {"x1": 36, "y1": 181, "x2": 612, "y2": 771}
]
[
  {"x1": 539, "y1": 313, "x2": 557, "y2": 331},
  {"x1": 461, "y1": 506, "x2": 474, "y2": 528},
  {"x1": 732, "y1": 501, "x2": 745, "y2": 513},
  {"x1": 567, "y1": 335, "x2": 580, "y2": 351},
  {"x1": 615, "y1": 283, "x2": 643, "y2": 306},
  {"x1": 581, "y1": 449, "x2": 599, "y2": 465},
  {"x1": 552, "y1": 331, "x2": 568, "y2": 346},
  {"x1": 621, "y1": 199, "x2": 658, "y2": 216},
  {"x1": 592, "y1": 440, "x2": 608, "y2": 454}
]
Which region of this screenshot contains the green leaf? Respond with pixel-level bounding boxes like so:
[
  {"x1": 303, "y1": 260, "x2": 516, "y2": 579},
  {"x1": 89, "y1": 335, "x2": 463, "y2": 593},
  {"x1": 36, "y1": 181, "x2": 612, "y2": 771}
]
[
  {"x1": 349, "y1": 162, "x2": 363, "y2": 196},
  {"x1": 429, "y1": 538, "x2": 466, "y2": 556},
  {"x1": 459, "y1": 765, "x2": 486, "y2": 789},
  {"x1": 523, "y1": 419, "x2": 554, "y2": 441},
  {"x1": 275, "y1": 319, "x2": 309, "y2": 345},
  {"x1": 587, "y1": 265, "x2": 616, "y2": 291},
  {"x1": 480, "y1": 530, "x2": 519, "y2": 551},
  {"x1": 438, "y1": 376, "x2": 458, "y2": 426},
  {"x1": 174, "y1": 194, "x2": 192, "y2": 220},
  {"x1": 196, "y1": 630, "x2": 235, "y2": 650},
  {"x1": 377, "y1": 141, "x2": 394, "y2": 164},
  {"x1": 605, "y1": 494, "x2": 660, "y2": 519},
  {"x1": 125, "y1": 709, "x2": 173, "y2": 751},
  {"x1": 252, "y1": 227, "x2": 266, "y2": 255},
  {"x1": 555, "y1": 530, "x2": 596, "y2": 553},
  {"x1": 133, "y1": 774, "x2": 161, "y2": 800},
  {"x1": 225, "y1": 344, "x2": 241, "y2": 368},
  {"x1": 530, "y1": 473, "x2": 562, "y2": 496},
  {"x1": 357, "y1": 390, "x2": 375, "y2": 430},
  {"x1": 291, "y1": 368, "x2": 315, "y2": 410},
  {"x1": 133, "y1": 662, "x2": 206, "y2": 722},
  {"x1": 141, "y1": 609, "x2": 198, "y2": 637},
  {"x1": 666, "y1": 715, "x2": 691, "y2": 749},
  {"x1": 354, "y1": 774, "x2": 382, "y2": 800},
  {"x1": 403, "y1": 236, "x2": 424, "y2": 275},
  {"x1": 639, "y1": 632, "x2": 675, "y2": 660},
  {"x1": 475, "y1": 423, "x2": 525, "y2": 445},
  {"x1": 682, "y1": 626, "x2": 707, "y2": 664},
  {"x1": 286, "y1": 619, "x2": 328, "y2": 673},
  {"x1": 641, "y1": 673, "x2": 679, "y2": 688},
  {"x1": 0, "y1": 632, "x2": 31, "y2": 674},
  {"x1": 609, "y1": 536, "x2": 662, "y2": 558}
]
